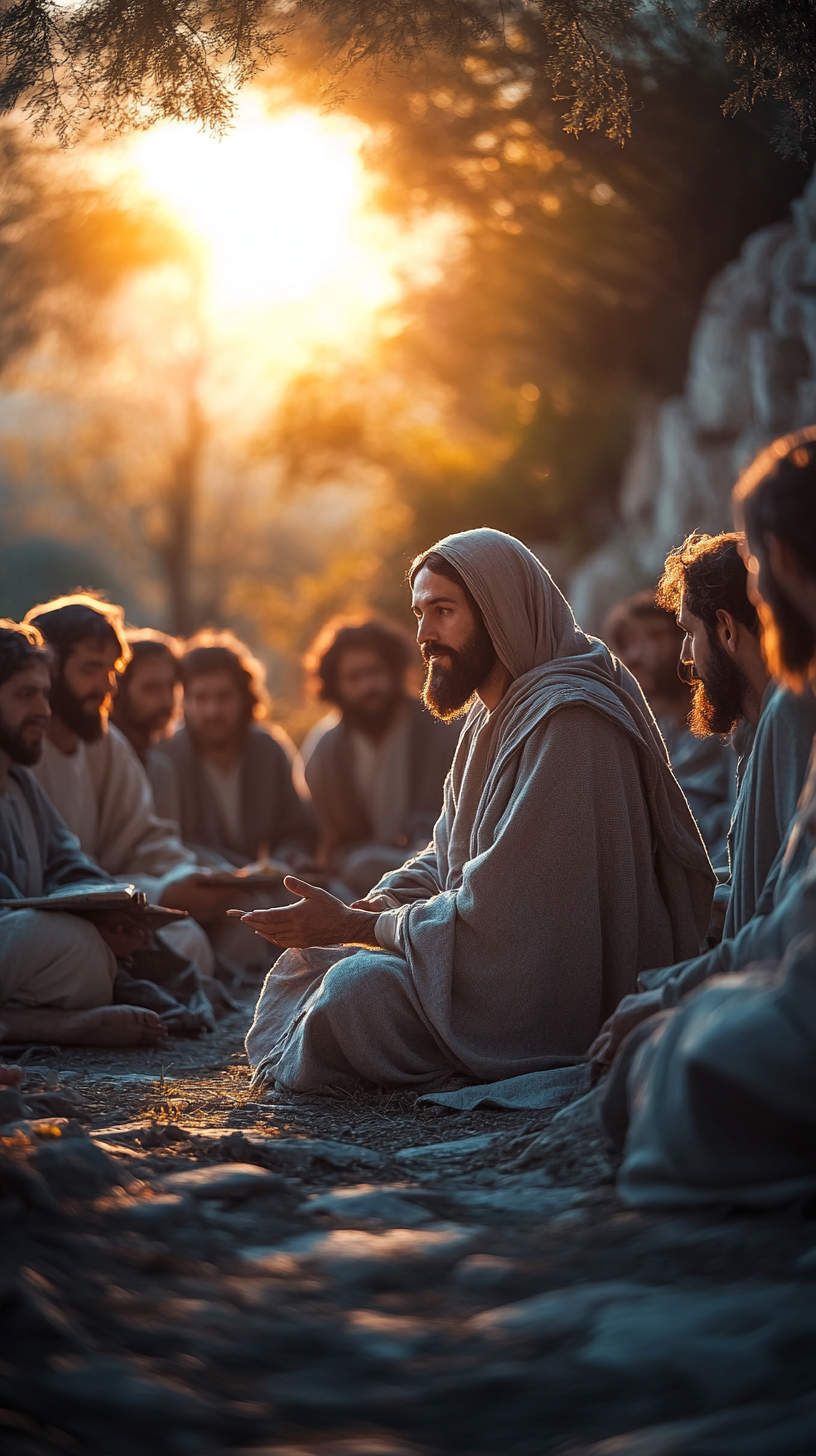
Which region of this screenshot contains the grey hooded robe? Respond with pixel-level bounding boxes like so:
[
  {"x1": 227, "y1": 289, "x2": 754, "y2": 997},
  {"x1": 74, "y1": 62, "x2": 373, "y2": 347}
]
[{"x1": 245, "y1": 529, "x2": 714, "y2": 1093}]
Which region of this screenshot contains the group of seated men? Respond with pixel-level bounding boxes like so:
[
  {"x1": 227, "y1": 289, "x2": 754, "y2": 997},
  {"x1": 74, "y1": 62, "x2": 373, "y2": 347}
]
[
  {"x1": 2, "y1": 424, "x2": 816, "y2": 1209},
  {"x1": 0, "y1": 604, "x2": 458, "y2": 1040}
]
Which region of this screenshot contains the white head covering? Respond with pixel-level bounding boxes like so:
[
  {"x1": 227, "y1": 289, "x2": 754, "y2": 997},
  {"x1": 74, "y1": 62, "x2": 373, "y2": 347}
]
[{"x1": 417, "y1": 527, "x2": 592, "y2": 680}]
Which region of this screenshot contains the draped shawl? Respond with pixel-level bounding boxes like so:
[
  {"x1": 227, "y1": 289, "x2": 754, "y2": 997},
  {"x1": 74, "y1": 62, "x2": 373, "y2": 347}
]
[{"x1": 246, "y1": 528, "x2": 714, "y2": 1091}]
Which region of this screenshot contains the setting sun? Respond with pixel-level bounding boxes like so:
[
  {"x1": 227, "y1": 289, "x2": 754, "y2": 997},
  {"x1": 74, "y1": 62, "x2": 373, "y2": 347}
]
[
  {"x1": 133, "y1": 108, "x2": 370, "y2": 308},
  {"x1": 121, "y1": 101, "x2": 459, "y2": 377}
]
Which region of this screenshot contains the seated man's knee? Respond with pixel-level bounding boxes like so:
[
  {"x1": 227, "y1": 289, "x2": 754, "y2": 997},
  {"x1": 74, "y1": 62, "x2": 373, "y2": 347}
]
[
  {"x1": 322, "y1": 950, "x2": 402, "y2": 1005},
  {"x1": 0, "y1": 911, "x2": 116, "y2": 1012}
]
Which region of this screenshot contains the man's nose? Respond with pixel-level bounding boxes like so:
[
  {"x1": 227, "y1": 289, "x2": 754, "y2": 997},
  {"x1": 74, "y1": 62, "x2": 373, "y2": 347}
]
[{"x1": 680, "y1": 632, "x2": 694, "y2": 665}]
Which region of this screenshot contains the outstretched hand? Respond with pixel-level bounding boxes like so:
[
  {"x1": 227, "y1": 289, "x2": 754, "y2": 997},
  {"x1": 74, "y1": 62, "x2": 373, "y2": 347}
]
[
  {"x1": 588, "y1": 989, "x2": 663, "y2": 1084},
  {"x1": 226, "y1": 877, "x2": 381, "y2": 950}
]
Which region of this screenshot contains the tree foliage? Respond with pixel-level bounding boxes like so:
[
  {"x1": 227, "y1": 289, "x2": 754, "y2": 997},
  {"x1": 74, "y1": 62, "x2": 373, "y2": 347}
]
[
  {"x1": 261, "y1": 16, "x2": 807, "y2": 572},
  {"x1": 0, "y1": 0, "x2": 815, "y2": 147},
  {"x1": 0, "y1": 125, "x2": 186, "y2": 371}
]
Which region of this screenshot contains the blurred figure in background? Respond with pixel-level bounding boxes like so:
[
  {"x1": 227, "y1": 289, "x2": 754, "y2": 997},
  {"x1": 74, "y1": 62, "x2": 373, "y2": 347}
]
[
  {"x1": 302, "y1": 618, "x2": 460, "y2": 899},
  {"x1": 110, "y1": 628, "x2": 181, "y2": 765},
  {"x1": 605, "y1": 590, "x2": 736, "y2": 869},
  {"x1": 150, "y1": 631, "x2": 316, "y2": 976},
  {"x1": 150, "y1": 630, "x2": 315, "y2": 870}
]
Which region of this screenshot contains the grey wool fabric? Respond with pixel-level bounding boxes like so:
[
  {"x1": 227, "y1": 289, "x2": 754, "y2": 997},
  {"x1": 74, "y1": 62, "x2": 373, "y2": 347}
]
[
  {"x1": 245, "y1": 529, "x2": 714, "y2": 1094},
  {"x1": 150, "y1": 724, "x2": 317, "y2": 868},
  {"x1": 618, "y1": 927, "x2": 816, "y2": 1209},
  {"x1": 617, "y1": 756, "x2": 816, "y2": 1207},
  {"x1": 304, "y1": 697, "x2": 459, "y2": 865},
  {"x1": 723, "y1": 684, "x2": 816, "y2": 939},
  {"x1": 641, "y1": 689, "x2": 816, "y2": 1008},
  {"x1": 0, "y1": 766, "x2": 110, "y2": 904}
]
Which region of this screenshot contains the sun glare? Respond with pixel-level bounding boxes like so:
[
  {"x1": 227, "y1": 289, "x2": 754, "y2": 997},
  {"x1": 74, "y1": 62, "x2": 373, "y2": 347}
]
[
  {"x1": 109, "y1": 99, "x2": 461, "y2": 418},
  {"x1": 132, "y1": 107, "x2": 400, "y2": 315}
]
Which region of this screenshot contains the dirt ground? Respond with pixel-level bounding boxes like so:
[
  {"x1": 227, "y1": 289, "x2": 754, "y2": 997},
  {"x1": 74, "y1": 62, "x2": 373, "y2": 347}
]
[{"x1": 2, "y1": 996, "x2": 816, "y2": 1456}]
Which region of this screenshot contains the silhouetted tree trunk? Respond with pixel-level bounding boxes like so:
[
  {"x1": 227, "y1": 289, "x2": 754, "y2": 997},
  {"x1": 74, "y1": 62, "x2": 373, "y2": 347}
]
[{"x1": 161, "y1": 369, "x2": 204, "y2": 637}]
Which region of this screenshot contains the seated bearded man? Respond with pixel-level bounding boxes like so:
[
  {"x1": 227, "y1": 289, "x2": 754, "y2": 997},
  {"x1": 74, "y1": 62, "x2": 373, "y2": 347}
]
[{"x1": 237, "y1": 529, "x2": 714, "y2": 1095}]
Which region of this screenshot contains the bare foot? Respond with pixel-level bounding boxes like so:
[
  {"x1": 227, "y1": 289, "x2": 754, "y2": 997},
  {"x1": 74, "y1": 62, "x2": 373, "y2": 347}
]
[{"x1": 0, "y1": 1005, "x2": 168, "y2": 1048}]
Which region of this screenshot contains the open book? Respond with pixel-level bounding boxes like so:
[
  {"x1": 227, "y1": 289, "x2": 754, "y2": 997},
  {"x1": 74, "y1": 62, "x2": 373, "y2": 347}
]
[
  {"x1": 0, "y1": 883, "x2": 189, "y2": 930},
  {"x1": 197, "y1": 860, "x2": 290, "y2": 889}
]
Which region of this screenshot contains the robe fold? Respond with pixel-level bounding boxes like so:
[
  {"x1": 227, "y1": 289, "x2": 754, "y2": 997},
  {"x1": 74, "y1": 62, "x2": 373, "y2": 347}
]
[
  {"x1": 723, "y1": 684, "x2": 816, "y2": 938},
  {"x1": 641, "y1": 695, "x2": 816, "y2": 1008},
  {"x1": 150, "y1": 723, "x2": 317, "y2": 868},
  {"x1": 304, "y1": 697, "x2": 459, "y2": 867},
  {"x1": 614, "y1": 749, "x2": 816, "y2": 1207},
  {"x1": 618, "y1": 928, "x2": 816, "y2": 1209},
  {"x1": 246, "y1": 528, "x2": 714, "y2": 1094}
]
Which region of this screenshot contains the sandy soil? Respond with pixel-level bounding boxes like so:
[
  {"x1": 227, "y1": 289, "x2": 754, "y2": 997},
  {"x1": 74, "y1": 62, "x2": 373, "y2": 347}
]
[{"x1": 2, "y1": 998, "x2": 816, "y2": 1456}]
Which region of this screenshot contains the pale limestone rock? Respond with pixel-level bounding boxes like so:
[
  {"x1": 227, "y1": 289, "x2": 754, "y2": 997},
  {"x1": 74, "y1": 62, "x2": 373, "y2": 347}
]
[{"x1": 570, "y1": 175, "x2": 816, "y2": 631}]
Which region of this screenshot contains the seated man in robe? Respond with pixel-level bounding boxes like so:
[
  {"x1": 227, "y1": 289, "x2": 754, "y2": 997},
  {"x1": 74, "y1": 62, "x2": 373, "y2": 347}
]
[
  {"x1": 591, "y1": 532, "x2": 816, "y2": 1077},
  {"x1": 605, "y1": 590, "x2": 736, "y2": 869},
  {"x1": 110, "y1": 629, "x2": 181, "y2": 766},
  {"x1": 0, "y1": 620, "x2": 166, "y2": 1047},
  {"x1": 23, "y1": 595, "x2": 238, "y2": 977},
  {"x1": 611, "y1": 428, "x2": 816, "y2": 1208},
  {"x1": 235, "y1": 528, "x2": 713, "y2": 1095},
  {"x1": 302, "y1": 618, "x2": 460, "y2": 898},
  {"x1": 149, "y1": 631, "x2": 317, "y2": 974}
]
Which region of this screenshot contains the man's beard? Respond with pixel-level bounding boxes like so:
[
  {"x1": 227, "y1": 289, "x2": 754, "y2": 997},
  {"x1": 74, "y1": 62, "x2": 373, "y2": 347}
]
[
  {"x1": 49, "y1": 674, "x2": 106, "y2": 743},
  {"x1": 115, "y1": 691, "x2": 171, "y2": 736},
  {"x1": 421, "y1": 620, "x2": 498, "y2": 721},
  {"x1": 687, "y1": 633, "x2": 751, "y2": 737},
  {"x1": 0, "y1": 714, "x2": 47, "y2": 766},
  {"x1": 341, "y1": 687, "x2": 404, "y2": 736}
]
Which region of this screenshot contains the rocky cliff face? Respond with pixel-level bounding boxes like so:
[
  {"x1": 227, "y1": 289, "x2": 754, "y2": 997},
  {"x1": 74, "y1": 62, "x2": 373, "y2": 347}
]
[{"x1": 570, "y1": 169, "x2": 816, "y2": 631}]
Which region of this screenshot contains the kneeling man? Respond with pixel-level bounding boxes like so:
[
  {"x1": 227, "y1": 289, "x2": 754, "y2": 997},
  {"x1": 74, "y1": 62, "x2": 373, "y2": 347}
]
[{"x1": 238, "y1": 529, "x2": 713, "y2": 1093}]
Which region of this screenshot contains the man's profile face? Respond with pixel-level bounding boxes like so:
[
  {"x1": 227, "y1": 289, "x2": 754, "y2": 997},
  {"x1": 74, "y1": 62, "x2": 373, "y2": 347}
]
[
  {"x1": 678, "y1": 595, "x2": 747, "y2": 737},
  {"x1": 51, "y1": 638, "x2": 120, "y2": 742},
  {"x1": 0, "y1": 661, "x2": 52, "y2": 765},
  {"x1": 184, "y1": 671, "x2": 247, "y2": 751},
  {"x1": 412, "y1": 566, "x2": 497, "y2": 720},
  {"x1": 335, "y1": 648, "x2": 401, "y2": 732},
  {"x1": 120, "y1": 654, "x2": 178, "y2": 736},
  {"x1": 615, "y1": 614, "x2": 685, "y2": 704}
]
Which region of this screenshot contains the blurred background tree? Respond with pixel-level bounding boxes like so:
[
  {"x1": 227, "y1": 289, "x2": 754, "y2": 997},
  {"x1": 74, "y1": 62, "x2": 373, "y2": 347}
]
[
  {"x1": 263, "y1": 12, "x2": 809, "y2": 609},
  {"x1": 2, "y1": 1, "x2": 815, "y2": 148},
  {"x1": 0, "y1": 3, "x2": 813, "y2": 733}
]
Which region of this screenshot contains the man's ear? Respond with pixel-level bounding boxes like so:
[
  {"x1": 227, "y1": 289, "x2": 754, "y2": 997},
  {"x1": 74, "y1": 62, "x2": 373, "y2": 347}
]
[{"x1": 714, "y1": 608, "x2": 740, "y2": 658}]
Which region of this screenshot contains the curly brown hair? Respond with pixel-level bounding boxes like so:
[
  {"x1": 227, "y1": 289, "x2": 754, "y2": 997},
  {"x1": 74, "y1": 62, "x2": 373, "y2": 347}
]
[
  {"x1": 304, "y1": 618, "x2": 414, "y2": 706},
  {"x1": 656, "y1": 532, "x2": 758, "y2": 637},
  {"x1": 181, "y1": 630, "x2": 269, "y2": 722}
]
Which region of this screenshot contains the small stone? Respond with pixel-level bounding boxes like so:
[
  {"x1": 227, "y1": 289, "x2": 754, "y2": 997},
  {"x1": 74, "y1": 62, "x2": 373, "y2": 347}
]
[
  {"x1": 0, "y1": 1087, "x2": 26, "y2": 1125},
  {"x1": 394, "y1": 1133, "x2": 505, "y2": 1170},
  {"x1": 190, "y1": 1130, "x2": 387, "y2": 1175},
  {"x1": 452, "y1": 1254, "x2": 518, "y2": 1292},
  {"x1": 3, "y1": 1117, "x2": 87, "y2": 1142},
  {"x1": 304, "y1": 1185, "x2": 434, "y2": 1227},
  {"x1": 162, "y1": 1163, "x2": 286, "y2": 1200},
  {"x1": 116, "y1": 1194, "x2": 195, "y2": 1231},
  {"x1": 245, "y1": 1222, "x2": 478, "y2": 1287},
  {"x1": 32, "y1": 1138, "x2": 126, "y2": 1197}
]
